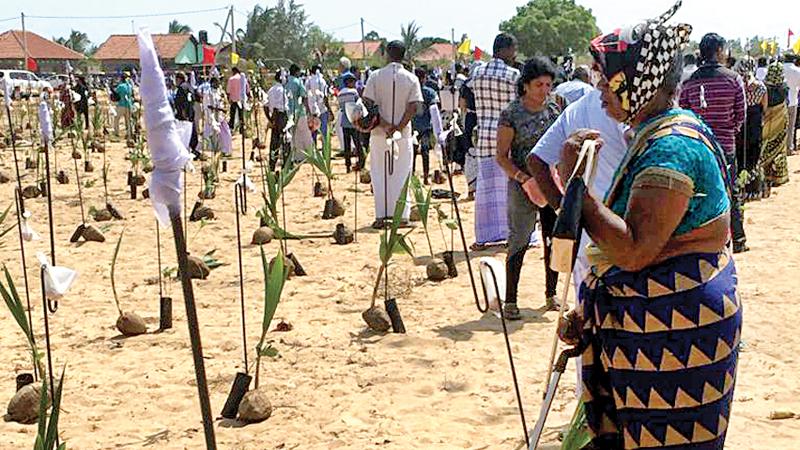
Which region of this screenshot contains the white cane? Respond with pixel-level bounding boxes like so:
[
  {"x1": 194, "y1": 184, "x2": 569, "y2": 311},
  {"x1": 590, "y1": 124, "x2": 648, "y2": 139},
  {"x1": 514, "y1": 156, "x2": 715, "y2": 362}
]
[{"x1": 529, "y1": 139, "x2": 598, "y2": 449}]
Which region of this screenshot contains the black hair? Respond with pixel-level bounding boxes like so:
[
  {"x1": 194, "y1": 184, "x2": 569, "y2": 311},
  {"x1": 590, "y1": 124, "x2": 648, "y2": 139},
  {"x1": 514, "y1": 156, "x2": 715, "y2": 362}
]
[
  {"x1": 684, "y1": 53, "x2": 696, "y2": 66},
  {"x1": 414, "y1": 67, "x2": 427, "y2": 80},
  {"x1": 175, "y1": 71, "x2": 186, "y2": 82},
  {"x1": 699, "y1": 33, "x2": 725, "y2": 64},
  {"x1": 493, "y1": 33, "x2": 517, "y2": 55},
  {"x1": 274, "y1": 70, "x2": 282, "y2": 82},
  {"x1": 758, "y1": 57, "x2": 768, "y2": 67},
  {"x1": 571, "y1": 66, "x2": 590, "y2": 83},
  {"x1": 289, "y1": 64, "x2": 300, "y2": 76},
  {"x1": 231, "y1": 66, "x2": 240, "y2": 74},
  {"x1": 312, "y1": 64, "x2": 322, "y2": 73},
  {"x1": 387, "y1": 40, "x2": 406, "y2": 61},
  {"x1": 516, "y1": 56, "x2": 557, "y2": 97}
]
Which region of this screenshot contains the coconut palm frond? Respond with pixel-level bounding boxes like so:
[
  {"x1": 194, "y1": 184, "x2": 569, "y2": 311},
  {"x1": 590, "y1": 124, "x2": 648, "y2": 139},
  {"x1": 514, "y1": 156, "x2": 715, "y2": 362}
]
[
  {"x1": 34, "y1": 368, "x2": 67, "y2": 450},
  {"x1": 560, "y1": 400, "x2": 592, "y2": 450},
  {"x1": 1, "y1": 265, "x2": 43, "y2": 377},
  {"x1": 110, "y1": 229, "x2": 125, "y2": 316}
]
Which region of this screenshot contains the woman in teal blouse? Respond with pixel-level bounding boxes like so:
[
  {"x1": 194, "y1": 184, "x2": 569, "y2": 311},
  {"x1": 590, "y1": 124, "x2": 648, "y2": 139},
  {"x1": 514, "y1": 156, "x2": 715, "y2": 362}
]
[{"x1": 557, "y1": 2, "x2": 742, "y2": 448}]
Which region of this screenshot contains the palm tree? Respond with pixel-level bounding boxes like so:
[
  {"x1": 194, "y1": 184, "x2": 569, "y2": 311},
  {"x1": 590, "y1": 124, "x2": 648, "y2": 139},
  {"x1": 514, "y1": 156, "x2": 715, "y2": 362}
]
[
  {"x1": 168, "y1": 20, "x2": 192, "y2": 34},
  {"x1": 54, "y1": 30, "x2": 92, "y2": 55},
  {"x1": 400, "y1": 21, "x2": 423, "y2": 62}
]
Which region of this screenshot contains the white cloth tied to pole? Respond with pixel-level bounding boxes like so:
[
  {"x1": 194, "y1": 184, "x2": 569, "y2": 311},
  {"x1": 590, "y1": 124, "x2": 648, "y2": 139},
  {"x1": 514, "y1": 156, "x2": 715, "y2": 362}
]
[
  {"x1": 38, "y1": 99, "x2": 53, "y2": 145},
  {"x1": 21, "y1": 211, "x2": 41, "y2": 242},
  {"x1": 36, "y1": 253, "x2": 77, "y2": 301},
  {"x1": 219, "y1": 120, "x2": 233, "y2": 155},
  {"x1": 137, "y1": 28, "x2": 194, "y2": 226}
]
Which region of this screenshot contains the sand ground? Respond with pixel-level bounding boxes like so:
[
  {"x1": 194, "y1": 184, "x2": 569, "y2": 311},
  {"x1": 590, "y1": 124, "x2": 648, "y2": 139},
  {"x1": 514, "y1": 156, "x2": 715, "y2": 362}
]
[{"x1": 0, "y1": 125, "x2": 799, "y2": 449}]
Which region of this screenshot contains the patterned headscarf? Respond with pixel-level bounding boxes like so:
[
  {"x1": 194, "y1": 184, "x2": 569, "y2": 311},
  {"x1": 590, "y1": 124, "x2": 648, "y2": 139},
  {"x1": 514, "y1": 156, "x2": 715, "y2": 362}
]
[
  {"x1": 765, "y1": 62, "x2": 785, "y2": 87},
  {"x1": 589, "y1": 0, "x2": 692, "y2": 123},
  {"x1": 734, "y1": 58, "x2": 755, "y2": 79}
]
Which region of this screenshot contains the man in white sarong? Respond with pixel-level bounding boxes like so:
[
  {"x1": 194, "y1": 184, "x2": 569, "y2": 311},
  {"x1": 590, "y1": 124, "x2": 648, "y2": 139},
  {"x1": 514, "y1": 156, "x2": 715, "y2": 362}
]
[
  {"x1": 287, "y1": 64, "x2": 314, "y2": 161},
  {"x1": 362, "y1": 41, "x2": 423, "y2": 228}
]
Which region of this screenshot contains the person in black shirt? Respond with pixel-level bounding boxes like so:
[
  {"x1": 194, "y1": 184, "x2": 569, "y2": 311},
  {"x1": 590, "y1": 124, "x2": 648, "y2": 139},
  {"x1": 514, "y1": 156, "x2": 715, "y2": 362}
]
[
  {"x1": 74, "y1": 75, "x2": 90, "y2": 130},
  {"x1": 174, "y1": 71, "x2": 198, "y2": 153}
]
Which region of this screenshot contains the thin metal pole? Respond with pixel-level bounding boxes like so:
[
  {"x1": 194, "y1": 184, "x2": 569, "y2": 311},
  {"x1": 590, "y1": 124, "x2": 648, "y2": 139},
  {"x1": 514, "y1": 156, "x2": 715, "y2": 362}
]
[
  {"x1": 14, "y1": 189, "x2": 36, "y2": 380},
  {"x1": 156, "y1": 221, "x2": 163, "y2": 299},
  {"x1": 73, "y1": 156, "x2": 86, "y2": 225},
  {"x1": 43, "y1": 141, "x2": 56, "y2": 265},
  {"x1": 40, "y1": 266, "x2": 59, "y2": 448},
  {"x1": 168, "y1": 205, "x2": 217, "y2": 450},
  {"x1": 234, "y1": 183, "x2": 249, "y2": 373}
]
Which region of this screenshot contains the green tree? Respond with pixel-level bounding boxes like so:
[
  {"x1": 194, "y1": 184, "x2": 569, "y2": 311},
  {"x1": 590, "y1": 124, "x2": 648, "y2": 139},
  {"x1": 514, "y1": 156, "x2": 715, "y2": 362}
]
[
  {"x1": 400, "y1": 21, "x2": 423, "y2": 62},
  {"x1": 307, "y1": 25, "x2": 344, "y2": 68},
  {"x1": 53, "y1": 30, "x2": 92, "y2": 55},
  {"x1": 168, "y1": 20, "x2": 192, "y2": 34},
  {"x1": 364, "y1": 30, "x2": 382, "y2": 41},
  {"x1": 238, "y1": 0, "x2": 312, "y2": 66},
  {"x1": 500, "y1": 0, "x2": 599, "y2": 57}
]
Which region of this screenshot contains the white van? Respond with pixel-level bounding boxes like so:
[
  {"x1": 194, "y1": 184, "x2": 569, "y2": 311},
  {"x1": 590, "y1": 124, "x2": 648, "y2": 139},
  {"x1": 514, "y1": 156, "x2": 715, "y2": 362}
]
[{"x1": 0, "y1": 69, "x2": 52, "y2": 95}]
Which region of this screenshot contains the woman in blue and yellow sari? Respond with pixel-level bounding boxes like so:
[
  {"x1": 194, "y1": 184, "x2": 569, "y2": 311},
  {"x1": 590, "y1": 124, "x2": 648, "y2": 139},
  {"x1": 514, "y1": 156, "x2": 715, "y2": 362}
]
[{"x1": 558, "y1": 2, "x2": 742, "y2": 448}]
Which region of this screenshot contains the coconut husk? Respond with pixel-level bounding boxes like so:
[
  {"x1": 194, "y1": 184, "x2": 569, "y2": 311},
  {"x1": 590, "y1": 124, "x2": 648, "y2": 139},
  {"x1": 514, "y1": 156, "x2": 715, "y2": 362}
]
[
  {"x1": 426, "y1": 259, "x2": 448, "y2": 282},
  {"x1": 187, "y1": 255, "x2": 210, "y2": 280},
  {"x1": 116, "y1": 311, "x2": 148, "y2": 336},
  {"x1": 269, "y1": 255, "x2": 295, "y2": 279},
  {"x1": 189, "y1": 202, "x2": 215, "y2": 222},
  {"x1": 143, "y1": 163, "x2": 154, "y2": 174},
  {"x1": 313, "y1": 181, "x2": 326, "y2": 198},
  {"x1": 84, "y1": 161, "x2": 94, "y2": 172},
  {"x1": 22, "y1": 185, "x2": 41, "y2": 199},
  {"x1": 433, "y1": 170, "x2": 446, "y2": 184},
  {"x1": 93, "y1": 208, "x2": 113, "y2": 222},
  {"x1": 322, "y1": 198, "x2": 345, "y2": 219},
  {"x1": 133, "y1": 175, "x2": 146, "y2": 186},
  {"x1": 142, "y1": 188, "x2": 150, "y2": 199},
  {"x1": 126, "y1": 140, "x2": 135, "y2": 148},
  {"x1": 5, "y1": 382, "x2": 49, "y2": 424},
  {"x1": 56, "y1": 171, "x2": 69, "y2": 184},
  {"x1": 362, "y1": 306, "x2": 391, "y2": 332},
  {"x1": 359, "y1": 171, "x2": 371, "y2": 184},
  {"x1": 333, "y1": 223, "x2": 354, "y2": 245},
  {"x1": 106, "y1": 203, "x2": 124, "y2": 220},
  {"x1": 0, "y1": 171, "x2": 11, "y2": 183},
  {"x1": 25, "y1": 158, "x2": 35, "y2": 170},
  {"x1": 81, "y1": 224, "x2": 106, "y2": 242},
  {"x1": 238, "y1": 387, "x2": 272, "y2": 423},
  {"x1": 409, "y1": 206, "x2": 421, "y2": 222},
  {"x1": 92, "y1": 142, "x2": 106, "y2": 153},
  {"x1": 198, "y1": 187, "x2": 216, "y2": 200},
  {"x1": 71, "y1": 150, "x2": 82, "y2": 160},
  {"x1": 251, "y1": 227, "x2": 274, "y2": 245}
]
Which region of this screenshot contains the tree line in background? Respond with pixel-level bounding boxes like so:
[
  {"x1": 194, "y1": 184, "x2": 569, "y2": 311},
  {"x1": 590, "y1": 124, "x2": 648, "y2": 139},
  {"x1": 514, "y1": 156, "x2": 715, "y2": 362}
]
[{"x1": 45, "y1": 0, "x2": 787, "y2": 71}]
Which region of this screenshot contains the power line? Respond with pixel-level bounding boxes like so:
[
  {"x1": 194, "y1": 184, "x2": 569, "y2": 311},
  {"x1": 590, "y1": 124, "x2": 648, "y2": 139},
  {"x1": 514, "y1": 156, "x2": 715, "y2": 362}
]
[
  {"x1": 24, "y1": 6, "x2": 228, "y2": 20},
  {"x1": 0, "y1": 16, "x2": 18, "y2": 23}
]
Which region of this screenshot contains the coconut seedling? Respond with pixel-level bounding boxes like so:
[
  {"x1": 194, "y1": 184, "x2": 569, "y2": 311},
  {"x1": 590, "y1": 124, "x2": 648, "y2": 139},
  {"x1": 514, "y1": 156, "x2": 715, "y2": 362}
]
[
  {"x1": 362, "y1": 176, "x2": 414, "y2": 333},
  {"x1": 2, "y1": 265, "x2": 47, "y2": 424},
  {"x1": 73, "y1": 116, "x2": 93, "y2": 173},
  {"x1": 68, "y1": 153, "x2": 104, "y2": 243},
  {"x1": 433, "y1": 204, "x2": 460, "y2": 278},
  {"x1": 127, "y1": 139, "x2": 149, "y2": 199},
  {"x1": 33, "y1": 368, "x2": 66, "y2": 450},
  {"x1": 236, "y1": 246, "x2": 287, "y2": 423},
  {"x1": 111, "y1": 230, "x2": 147, "y2": 336},
  {"x1": 409, "y1": 176, "x2": 448, "y2": 281},
  {"x1": 305, "y1": 130, "x2": 344, "y2": 219}
]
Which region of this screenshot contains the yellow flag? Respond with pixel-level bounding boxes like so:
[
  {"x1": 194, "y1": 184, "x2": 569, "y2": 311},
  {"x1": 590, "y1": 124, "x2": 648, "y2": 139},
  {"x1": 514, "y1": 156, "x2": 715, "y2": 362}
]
[
  {"x1": 794, "y1": 38, "x2": 800, "y2": 54},
  {"x1": 770, "y1": 41, "x2": 778, "y2": 55},
  {"x1": 760, "y1": 40, "x2": 768, "y2": 52},
  {"x1": 457, "y1": 39, "x2": 471, "y2": 55},
  {"x1": 231, "y1": 52, "x2": 240, "y2": 66}
]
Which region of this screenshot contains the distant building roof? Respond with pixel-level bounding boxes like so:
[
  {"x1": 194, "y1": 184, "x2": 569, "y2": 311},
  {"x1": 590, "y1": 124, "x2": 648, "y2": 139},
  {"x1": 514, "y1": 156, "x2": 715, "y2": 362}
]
[
  {"x1": 342, "y1": 41, "x2": 383, "y2": 60},
  {"x1": 0, "y1": 30, "x2": 85, "y2": 60},
  {"x1": 94, "y1": 33, "x2": 195, "y2": 61},
  {"x1": 417, "y1": 43, "x2": 455, "y2": 63}
]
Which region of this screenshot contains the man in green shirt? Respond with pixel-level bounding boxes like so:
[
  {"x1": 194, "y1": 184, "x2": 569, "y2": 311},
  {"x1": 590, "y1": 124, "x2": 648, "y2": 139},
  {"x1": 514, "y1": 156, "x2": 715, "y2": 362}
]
[
  {"x1": 113, "y1": 74, "x2": 134, "y2": 139},
  {"x1": 287, "y1": 64, "x2": 314, "y2": 160}
]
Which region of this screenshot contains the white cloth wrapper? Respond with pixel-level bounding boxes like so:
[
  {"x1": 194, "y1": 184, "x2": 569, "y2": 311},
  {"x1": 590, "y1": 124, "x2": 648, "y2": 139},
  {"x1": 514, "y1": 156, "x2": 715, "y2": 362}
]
[
  {"x1": 21, "y1": 211, "x2": 40, "y2": 242},
  {"x1": 137, "y1": 28, "x2": 194, "y2": 226},
  {"x1": 38, "y1": 100, "x2": 53, "y2": 145},
  {"x1": 36, "y1": 252, "x2": 77, "y2": 301}
]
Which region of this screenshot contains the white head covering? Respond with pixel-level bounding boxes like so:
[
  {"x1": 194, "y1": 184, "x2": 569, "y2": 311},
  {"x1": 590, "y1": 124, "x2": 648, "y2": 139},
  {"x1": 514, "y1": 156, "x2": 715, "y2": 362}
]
[
  {"x1": 38, "y1": 96, "x2": 53, "y2": 145},
  {"x1": 137, "y1": 28, "x2": 194, "y2": 226}
]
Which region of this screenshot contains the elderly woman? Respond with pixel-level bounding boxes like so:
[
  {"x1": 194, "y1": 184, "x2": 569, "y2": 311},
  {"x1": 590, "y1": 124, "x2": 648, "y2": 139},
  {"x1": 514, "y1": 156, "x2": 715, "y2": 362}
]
[
  {"x1": 559, "y1": 2, "x2": 742, "y2": 448},
  {"x1": 760, "y1": 62, "x2": 790, "y2": 189}
]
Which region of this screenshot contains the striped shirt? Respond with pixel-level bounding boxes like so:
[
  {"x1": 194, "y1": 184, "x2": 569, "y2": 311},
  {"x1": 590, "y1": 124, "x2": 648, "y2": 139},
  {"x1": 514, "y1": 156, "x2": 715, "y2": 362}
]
[
  {"x1": 467, "y1": 58, "x2": 519, "y2": 157},
  {"x1": 679, "y1": 64, "x2": 745, "y2": 155}
]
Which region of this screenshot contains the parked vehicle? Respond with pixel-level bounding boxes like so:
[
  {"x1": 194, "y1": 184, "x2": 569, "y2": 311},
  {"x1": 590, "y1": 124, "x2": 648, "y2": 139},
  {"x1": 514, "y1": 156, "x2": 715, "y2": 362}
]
[
  {"x1": 0, "y1": 70, "x2": 52, "y2": 95},
  {"x1": 45, "y1": 74, "x2": 70, "y2": 90}
]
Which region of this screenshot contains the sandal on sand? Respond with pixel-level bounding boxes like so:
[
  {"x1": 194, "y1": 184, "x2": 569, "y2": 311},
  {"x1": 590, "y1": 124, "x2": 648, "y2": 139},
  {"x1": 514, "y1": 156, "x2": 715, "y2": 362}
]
[
  {"x1": 371, "y1": 219, "x2": 386, "y2": 229},
  {"x1": 503, "y1": 303, "x2": 521, "y2": 320}
]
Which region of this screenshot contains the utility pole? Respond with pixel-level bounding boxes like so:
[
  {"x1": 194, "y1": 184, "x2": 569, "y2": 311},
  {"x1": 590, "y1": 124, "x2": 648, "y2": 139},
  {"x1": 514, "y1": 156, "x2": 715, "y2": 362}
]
[
  {"x1": 451, "y1": 28, "x2": 456, "y2": 63},
  {"x1": 21, "y1": 13, "x2": 29, "y2": 71},
  {"x1": 360, "y1": 18, "x2": 367, "y2": 63},
  {"x1": 230, "y1": 5, "x2": 236, "y2": 62}
]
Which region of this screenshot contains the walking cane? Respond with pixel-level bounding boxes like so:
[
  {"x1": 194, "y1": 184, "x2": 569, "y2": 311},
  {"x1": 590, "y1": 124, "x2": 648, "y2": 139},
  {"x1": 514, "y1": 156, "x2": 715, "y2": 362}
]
[{"x1": 528, "y1": 140, "x2": 599, "y2": 449}]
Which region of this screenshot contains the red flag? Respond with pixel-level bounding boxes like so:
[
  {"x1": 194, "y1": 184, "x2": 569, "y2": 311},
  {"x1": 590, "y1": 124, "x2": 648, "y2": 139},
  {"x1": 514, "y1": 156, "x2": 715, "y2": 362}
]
[
  {"x1": 789, "y1": 29, "x2": 795, "y2": 48},
  {"x1": 26, "y1": 56, "x2": 38, "y2": 72},
  {"x1": 202, "y1": 45, "x2": 216, "y2": 65},
  {"x1": 473, "y1": 47, "x2": 482, "y2": 61}
]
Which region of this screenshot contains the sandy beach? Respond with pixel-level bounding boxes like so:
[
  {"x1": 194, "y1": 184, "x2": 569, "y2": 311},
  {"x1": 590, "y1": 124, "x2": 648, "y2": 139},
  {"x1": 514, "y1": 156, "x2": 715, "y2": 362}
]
[{"x1": 1, "y1": 128, "x2": 799, "y2": 449}]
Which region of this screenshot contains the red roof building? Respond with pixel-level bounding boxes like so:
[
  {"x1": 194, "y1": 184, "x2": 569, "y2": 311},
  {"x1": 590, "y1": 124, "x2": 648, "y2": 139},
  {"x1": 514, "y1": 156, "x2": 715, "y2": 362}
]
[
  {"x1": 417, "y1": 43, "x2": 455, "y2": 64},
  {"x1": 94, "y1": 33, "x2": 200, "y2": 71},
  {"x1": 0, "y1": 30, "x2": 85, "y2": 73},
  {"x1": 342, "y1": 41, "x2": 383, "y2": 65}
]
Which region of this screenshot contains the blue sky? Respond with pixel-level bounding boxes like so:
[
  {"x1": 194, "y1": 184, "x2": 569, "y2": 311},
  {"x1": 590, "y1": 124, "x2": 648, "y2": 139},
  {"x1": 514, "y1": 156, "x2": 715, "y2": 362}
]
[{"x1": 2, "y1": 0, "x2": 797, "y2": 56}]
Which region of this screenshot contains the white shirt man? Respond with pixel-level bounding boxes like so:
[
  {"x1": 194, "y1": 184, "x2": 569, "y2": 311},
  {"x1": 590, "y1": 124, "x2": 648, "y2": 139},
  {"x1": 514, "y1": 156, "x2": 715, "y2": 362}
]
[
  {"x1": 783, "y1": 60, "x2": 800, "y2": 152},
  {"x1": 529, "y1": 89, "x2": 628, "y2": 292},
  {"x1": 362, "y1": 60, "x2": 423, "y2": 223},
  {"x1": 265, "y1": 82, "x2": 286, "y2": 116},
  {"x1": 304, "y1": 71, "x2": 328, "y2": 117}
]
